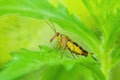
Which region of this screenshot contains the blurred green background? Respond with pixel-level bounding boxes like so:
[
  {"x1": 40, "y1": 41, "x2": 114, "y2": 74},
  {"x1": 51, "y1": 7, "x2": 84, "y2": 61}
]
[{"x1": 0, "y1": 0, "x2": 120, "y2": 80}]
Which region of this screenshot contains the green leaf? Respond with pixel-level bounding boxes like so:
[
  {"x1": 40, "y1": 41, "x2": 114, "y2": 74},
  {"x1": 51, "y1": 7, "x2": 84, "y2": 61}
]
[
  {"x1": 81, "y1": 0, "x2": 120, "y2": 79},
  {"x1": 103, "y1": 10, "x2": 120, "y2": 51},
  {"x1": 0, "y1": 0, "x2": 119, "y2": 80},
  {"x1": 0, "y1": 46, "x2": 105, "y2": 80},
  {"x1": 82, "y1": 0, "x2": 120, "y2": 38},
  {"x1": 0, "y1": 0, "x2": 58, "y2": 19}
]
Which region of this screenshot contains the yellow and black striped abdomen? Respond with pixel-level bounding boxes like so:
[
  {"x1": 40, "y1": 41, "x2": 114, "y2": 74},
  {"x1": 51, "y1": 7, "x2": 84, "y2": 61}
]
[
  {"x1": 67, "y1": 41, "x2": 83, "y2": 55},
  {"x1": 67, "y1": 41, "x2": 88, "y2": 57}
]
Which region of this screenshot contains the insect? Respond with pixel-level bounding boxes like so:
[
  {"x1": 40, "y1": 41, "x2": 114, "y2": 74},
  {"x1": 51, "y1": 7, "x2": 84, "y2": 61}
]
[{"x1": 44, "y1": 19, "x2": 97, "y2": 61}]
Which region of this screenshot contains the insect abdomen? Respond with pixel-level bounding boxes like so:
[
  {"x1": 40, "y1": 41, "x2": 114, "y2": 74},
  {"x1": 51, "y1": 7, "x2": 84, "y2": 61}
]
[{"x1": 67, "y1": 41, "x2": 88, "y2": 57}]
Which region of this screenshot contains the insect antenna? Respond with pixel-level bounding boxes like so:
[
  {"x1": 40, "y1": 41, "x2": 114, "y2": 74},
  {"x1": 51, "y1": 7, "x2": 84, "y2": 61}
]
[
  {"x1": 49, "y1": 18, "x2": 57, "y2": 33},
  {"x1": 44, "y1": 19, "x2": 57, "y2": 33}
]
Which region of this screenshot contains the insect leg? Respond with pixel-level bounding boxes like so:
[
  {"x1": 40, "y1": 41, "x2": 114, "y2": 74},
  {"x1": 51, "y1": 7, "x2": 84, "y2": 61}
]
[
  {"x1": 60, "y1": 39, "x2": 69, "y2": 59},
  {"x1": 60, "y1": 49, "x2": 65, "y2": 59},
  {"x1": 48, "y1": 41, "x2": 60, "y2": 53},
  {"x1": 70, "y1": 51, "x2": 77, "y2": 59},
  {"x1": 75, "y1": 54, "x2": 79, "y2": 59},
  {"x1": 60, "y1": 42, "x2": 67, "y2": 59}
]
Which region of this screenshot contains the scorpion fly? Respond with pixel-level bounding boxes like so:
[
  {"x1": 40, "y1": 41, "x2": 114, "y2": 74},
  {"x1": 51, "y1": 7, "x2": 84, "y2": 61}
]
[{"x1": 44, "y1": 19, "x2": 97, "y2": 61}]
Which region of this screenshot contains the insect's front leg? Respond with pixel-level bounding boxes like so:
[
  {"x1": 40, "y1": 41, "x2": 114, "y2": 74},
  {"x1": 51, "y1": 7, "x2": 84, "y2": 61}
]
[
  {"x1": 53, "y1": 40, "x2": 61, "y2": 50},
  {"x1": 48, "y1": 40, "x2": 60, "y2": 53}
]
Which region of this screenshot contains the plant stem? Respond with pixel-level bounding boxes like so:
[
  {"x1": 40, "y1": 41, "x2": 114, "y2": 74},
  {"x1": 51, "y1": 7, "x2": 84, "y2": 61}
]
[{"x1": 101, "y1": 51, "x2": 111, "y2": 80}]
